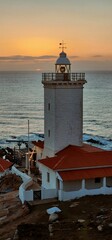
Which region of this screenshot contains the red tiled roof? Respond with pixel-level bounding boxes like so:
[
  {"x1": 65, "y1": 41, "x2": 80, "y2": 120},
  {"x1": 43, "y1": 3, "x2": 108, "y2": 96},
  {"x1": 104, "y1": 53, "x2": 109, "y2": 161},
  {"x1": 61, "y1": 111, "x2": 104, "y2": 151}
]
[
  {"x1": 39, "y1": 144, "x2": 112, "y2": 171},
  {"x1": 32, "y1": 140, "x2": 44, "y2": 149},
  {"x1": 59, "y1": 168, "x2": 112, "y2": 181},
  {"x1": 0, "y1": 158, "x2": 13, "y2": 172}
]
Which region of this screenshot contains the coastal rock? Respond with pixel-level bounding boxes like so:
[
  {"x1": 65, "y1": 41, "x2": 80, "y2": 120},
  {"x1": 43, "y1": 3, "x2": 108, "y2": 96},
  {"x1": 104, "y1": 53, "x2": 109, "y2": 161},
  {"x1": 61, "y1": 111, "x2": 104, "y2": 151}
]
[
  {"x1": 108, "y1": 223, "x2": 112, "y2": 228},
  {"x1": 0, "y1": 215, "x2": 7, "y2": 222},
  {"x1": 47, "y1": 206, "x2": 61, "y2": 214},
  {"x1": 13, "y1": 229, "x2": 19, "y2": 240},
  {"x1": 0, "y1": 208, "x2": 9, "y2": 217},
  {"x1": 0, "y1": 173, "x2": 22, "y2": 192},
  {"x1": 87, "y1": 138, "x2": 104, "y2": 145},
  {"x1": 49, "y1": 223, "x2": 53, "y2": 233},
  {"x1": 97, "y1": 225, "x2": 103, "y2": 231},
  {"x1": 69, "y1": 202, "x2": 79, "y2": 208},
  {"x1": 49, "y1": 213, "x2": 59, "y2": 222},
  {"x1": 78, "y1": 219, "x2": 85, "y2": 223}
]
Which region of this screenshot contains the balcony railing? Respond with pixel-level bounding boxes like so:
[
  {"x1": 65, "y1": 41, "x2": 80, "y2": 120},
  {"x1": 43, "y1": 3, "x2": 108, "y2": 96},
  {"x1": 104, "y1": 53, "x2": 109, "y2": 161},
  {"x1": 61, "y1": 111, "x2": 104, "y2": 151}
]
[{"x1": 42, "y1": 73, "x2": 85, "y2": 82}]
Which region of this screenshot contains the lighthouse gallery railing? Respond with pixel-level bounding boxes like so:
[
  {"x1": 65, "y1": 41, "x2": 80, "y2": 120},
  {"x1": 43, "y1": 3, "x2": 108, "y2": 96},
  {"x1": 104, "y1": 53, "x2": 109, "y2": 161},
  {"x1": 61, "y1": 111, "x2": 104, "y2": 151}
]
[{"x1": 42, "y1": 73, "x2": 85, "y2": 82}]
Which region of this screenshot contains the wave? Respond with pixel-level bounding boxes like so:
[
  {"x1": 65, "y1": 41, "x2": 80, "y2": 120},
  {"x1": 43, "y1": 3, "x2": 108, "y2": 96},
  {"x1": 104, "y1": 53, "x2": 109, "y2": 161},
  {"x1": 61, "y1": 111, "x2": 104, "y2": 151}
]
[
  {"x1": 83, "y1": 134, "x2": 112, "y2": 150},
  {"x1": 0, "y1": 133, "x2": 111, "y2": 150}
]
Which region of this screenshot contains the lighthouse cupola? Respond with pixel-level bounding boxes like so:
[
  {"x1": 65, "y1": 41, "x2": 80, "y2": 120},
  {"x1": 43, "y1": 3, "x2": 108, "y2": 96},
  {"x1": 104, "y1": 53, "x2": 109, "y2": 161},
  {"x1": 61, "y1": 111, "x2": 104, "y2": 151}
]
[
  {"x1": 55, "y1": 51, "x2": 71, "y2": 74},
  {"x1": 55, "y1": 42, "x2": 71, "y2": 81}
]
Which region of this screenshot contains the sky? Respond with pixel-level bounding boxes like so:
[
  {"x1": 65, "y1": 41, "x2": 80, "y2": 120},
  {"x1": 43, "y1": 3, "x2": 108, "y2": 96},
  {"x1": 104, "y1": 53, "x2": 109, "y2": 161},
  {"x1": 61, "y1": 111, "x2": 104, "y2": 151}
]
[{"x1": 0, "y1": 0, "x2": 112, "y2": 71}]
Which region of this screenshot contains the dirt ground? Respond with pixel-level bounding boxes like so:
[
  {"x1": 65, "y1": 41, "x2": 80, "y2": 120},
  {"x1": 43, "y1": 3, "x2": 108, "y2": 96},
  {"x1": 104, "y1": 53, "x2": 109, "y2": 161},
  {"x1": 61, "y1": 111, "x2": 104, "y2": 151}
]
[{"x1": 1, "y1": 193, "x2": 112, "y2": 240}]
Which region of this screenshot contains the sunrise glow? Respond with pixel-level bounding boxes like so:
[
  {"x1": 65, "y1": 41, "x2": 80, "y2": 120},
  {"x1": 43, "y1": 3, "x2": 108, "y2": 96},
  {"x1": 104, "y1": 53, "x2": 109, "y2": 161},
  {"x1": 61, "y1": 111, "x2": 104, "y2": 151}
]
[{"x1": 0, "y1": 0, "x2": 112, "y2": 71}]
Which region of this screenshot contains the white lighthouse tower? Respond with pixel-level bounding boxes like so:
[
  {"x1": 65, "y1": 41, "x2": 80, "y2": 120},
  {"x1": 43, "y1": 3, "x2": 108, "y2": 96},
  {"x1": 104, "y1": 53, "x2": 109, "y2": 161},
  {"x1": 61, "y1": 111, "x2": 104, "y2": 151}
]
[{"x1": 42, "y1": 42, "x2": 86, "y2": 157}]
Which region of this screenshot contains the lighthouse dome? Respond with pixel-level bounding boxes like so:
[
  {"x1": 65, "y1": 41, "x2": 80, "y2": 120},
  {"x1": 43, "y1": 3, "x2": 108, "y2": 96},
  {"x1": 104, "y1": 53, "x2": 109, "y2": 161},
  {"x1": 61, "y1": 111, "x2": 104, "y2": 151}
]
[{"x1": 55, "y1": 51, "x2": 71, "y2": 65}]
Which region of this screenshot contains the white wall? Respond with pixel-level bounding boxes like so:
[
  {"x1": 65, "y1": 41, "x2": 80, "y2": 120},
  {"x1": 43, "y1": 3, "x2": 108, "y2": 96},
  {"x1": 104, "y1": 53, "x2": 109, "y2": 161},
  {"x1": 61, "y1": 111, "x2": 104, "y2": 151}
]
[
  {"x1": 11, "y1": 166, "x2": 33, "y2": 204},
  {"x1": 60, "y1": 186, "x2": 112, "y2": 201},
  {"x1": 43, "y1": 84, "x2": 83, "y2": 157},
  {"x1": 41, "y1": 186, "x2": 57, "y2": 200},
  {"x1": 40, "y1": 164, "x2": 57, "y2": 189},
  {"x1": 39, "y1": 164, "x2": 58, "y2": 199}
]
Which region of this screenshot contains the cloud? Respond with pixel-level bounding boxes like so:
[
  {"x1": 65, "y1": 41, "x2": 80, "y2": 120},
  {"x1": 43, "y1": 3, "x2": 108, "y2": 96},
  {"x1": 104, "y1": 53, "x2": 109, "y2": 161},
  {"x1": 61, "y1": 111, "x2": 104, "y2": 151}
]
[
  {"x1": 69, "y1": 55, "x2": 80, "y2": 59},
  {"x1": 91, "y1": 55, "x2": 104, "y2": 58},
  {"x1": 0, "y1": 55, "x2": 57, "y2": 62}
]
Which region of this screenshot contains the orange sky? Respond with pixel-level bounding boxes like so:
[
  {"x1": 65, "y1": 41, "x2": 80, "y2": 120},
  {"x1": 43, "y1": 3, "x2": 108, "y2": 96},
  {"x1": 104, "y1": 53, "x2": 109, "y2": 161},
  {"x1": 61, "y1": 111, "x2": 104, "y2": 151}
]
[{"x1": 0, "y1": 0, "x2": 112, "y2": 71}]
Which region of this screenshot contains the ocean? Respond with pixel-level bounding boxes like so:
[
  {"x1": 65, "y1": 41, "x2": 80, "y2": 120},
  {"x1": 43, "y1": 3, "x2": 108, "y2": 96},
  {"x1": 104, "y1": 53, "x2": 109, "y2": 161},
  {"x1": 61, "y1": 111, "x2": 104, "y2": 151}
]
[{"x1": 0, "y1": 71, "x2": 112, "y2": 150}]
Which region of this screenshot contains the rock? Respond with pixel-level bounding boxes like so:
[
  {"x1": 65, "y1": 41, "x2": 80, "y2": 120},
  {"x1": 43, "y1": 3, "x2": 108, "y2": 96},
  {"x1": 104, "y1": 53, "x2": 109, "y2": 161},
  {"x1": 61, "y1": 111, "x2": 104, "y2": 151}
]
[
  {"x1": 0, "y1": 215, "x2": 9, "y2": 226},
  {"x1": 50, "y1": 233, "x2": 53, "y2": 237},
  {"x1": 49, "y1": 213, "x2": 59, "y2": 222},
  {"x1": 87, "y1": 138, "x2": 104, "y2": 145},
  {"x1": 0, "y1": 209, "x2": 9, "y2": 217},
  {"x1": 47, "y1": 206, "x2": 61, "y2": 214},
  {"x1": 78, "y1": 219, "x2": 85, "y2": 223},
  {"x1": 69, "y1": 202, "x2": 79, "y2": 208},
  {"x1": 0, "y1": 215, "x2": 7, "y2": 221},
  {"x1": 13, "y1": 229, "x2": 19, "y2": 240},
  {"x1": 82, "y1": 211, "x2": 86, "y2": 214},
  {"x1": 97, "y1": 225, "x2": 103, "y2": 231},
  {"x1": 108, "y1": 223, "x2": 112, "y2": 228},
  {"x1": 49, "y1": 223, "x2": 53, "y2": 233}
]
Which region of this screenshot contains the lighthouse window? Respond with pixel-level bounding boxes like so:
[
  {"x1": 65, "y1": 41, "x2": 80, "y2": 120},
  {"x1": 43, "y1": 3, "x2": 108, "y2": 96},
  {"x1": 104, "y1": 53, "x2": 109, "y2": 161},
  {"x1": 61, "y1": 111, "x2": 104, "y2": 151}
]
[
  {"x1": 48, "y1": 103, "x2": 50, "y2": 111},
  {"x1": 48, "y1": 130, "x2": 50, "y2": 137}
]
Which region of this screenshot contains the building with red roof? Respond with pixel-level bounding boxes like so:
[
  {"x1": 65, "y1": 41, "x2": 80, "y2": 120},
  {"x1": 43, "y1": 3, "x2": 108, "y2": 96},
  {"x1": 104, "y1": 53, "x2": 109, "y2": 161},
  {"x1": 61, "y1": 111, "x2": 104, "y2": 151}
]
[
  {"x1": 38, "y1": 144, "x2": 112, "y2": 200},
  {"x1": 36, "y1": 46, "x2": 112, "y2": 201}
]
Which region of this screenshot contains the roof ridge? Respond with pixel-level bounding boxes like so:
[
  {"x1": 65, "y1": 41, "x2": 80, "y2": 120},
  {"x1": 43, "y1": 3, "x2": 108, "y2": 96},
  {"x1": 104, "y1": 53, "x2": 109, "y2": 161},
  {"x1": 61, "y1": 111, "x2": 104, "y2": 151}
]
[{"x1": 54, "y1": 156, "x2": 65, "y2": 169}]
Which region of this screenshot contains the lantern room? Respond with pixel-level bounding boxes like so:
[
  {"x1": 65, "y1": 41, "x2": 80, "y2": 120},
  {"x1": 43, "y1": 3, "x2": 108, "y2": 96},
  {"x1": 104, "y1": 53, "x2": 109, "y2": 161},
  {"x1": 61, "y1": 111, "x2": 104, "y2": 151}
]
[{"x1": 55, "y1": 51, "x2": 71, "y2": 74}]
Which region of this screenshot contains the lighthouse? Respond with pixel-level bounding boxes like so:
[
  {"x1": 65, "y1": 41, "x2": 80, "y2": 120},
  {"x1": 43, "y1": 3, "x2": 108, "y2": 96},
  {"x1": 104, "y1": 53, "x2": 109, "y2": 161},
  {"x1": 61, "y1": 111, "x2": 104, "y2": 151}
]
[{"x1": 42, "y1": 42, "x2": 86, "y2": 157}]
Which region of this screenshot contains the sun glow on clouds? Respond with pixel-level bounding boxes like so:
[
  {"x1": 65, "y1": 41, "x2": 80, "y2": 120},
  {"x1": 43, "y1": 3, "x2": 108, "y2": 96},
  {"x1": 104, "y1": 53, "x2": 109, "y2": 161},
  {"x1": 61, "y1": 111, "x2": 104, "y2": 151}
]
[{"x1": 0, "y1": 0, "x2": 112, "y2": 70}]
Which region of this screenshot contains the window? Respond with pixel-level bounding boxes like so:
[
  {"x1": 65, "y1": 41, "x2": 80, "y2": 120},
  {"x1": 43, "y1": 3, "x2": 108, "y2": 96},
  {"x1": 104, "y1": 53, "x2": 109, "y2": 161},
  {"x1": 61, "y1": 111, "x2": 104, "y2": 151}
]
[
  {"x1": 48, "y1": 103, "x2": 50, "y2": 111},
  {"x1": 48, "y1": 130, "x2": 50, "y2": 137},
  {"x1": 47, "y1": 172, "x2": 50, "y2": 182},
  {"x1": 95, "y1": 178, "x2": 101, "y2": 183}
]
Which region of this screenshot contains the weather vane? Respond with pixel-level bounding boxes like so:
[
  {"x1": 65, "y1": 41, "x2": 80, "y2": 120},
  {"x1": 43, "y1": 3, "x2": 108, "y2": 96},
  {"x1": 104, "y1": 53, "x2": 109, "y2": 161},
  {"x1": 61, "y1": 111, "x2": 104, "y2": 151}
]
[{"x1": 59, "y1": 40, "x2": 67, "y2": 52}]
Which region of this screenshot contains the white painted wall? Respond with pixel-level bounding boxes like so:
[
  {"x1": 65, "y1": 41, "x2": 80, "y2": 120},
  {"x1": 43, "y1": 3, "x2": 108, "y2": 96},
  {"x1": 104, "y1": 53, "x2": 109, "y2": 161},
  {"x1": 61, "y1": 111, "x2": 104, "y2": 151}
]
[
  {"x1": 19, "y1": 182, "x2": 33, "y2": 204},
  {"x1": 11, "y1": 166, "x2": 33, "y2": 204},
  {"x1": 41, "y1": 186, "x2": 57, "y2": 200},
  {"x1": 40, "y1": 171, "x2": 112, "y2": 201},
  {"x1": 39, "y1": 164, "x2": 58, "y2": 199},
  {"x1": 60, "y1": 186, "x2": 112, "y2": 201},
  {"x1": 39, "y1": 164, "x2": 57, "y2": 189},
  {"x1": 43, "y1": 84, "x2": 84, "y2": 157}
]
